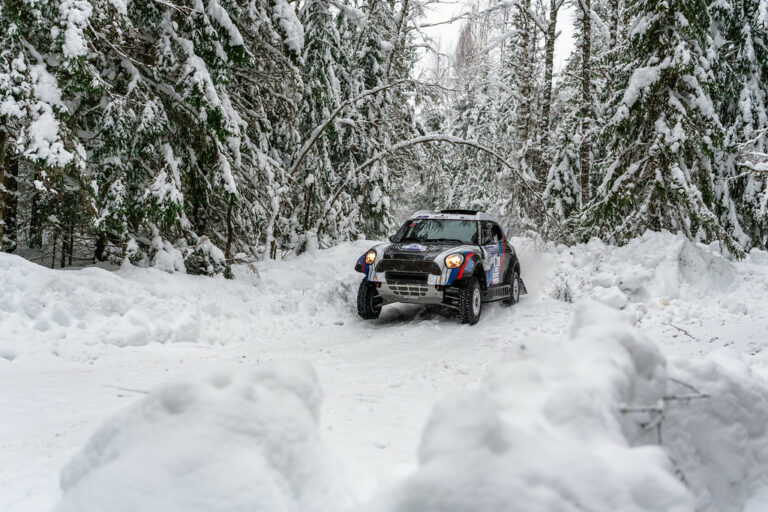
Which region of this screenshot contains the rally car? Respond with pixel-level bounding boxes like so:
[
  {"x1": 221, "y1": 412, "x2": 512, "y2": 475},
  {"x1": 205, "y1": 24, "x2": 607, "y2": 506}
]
[{"x1": 354, "y1": 210, "x2": 526, "y2": 325}]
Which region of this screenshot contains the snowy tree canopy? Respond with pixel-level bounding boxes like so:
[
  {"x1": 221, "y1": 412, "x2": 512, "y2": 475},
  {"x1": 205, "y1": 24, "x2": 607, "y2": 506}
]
[{"x1": 1, "y1": 0, "x2": 767, "y2": 272}]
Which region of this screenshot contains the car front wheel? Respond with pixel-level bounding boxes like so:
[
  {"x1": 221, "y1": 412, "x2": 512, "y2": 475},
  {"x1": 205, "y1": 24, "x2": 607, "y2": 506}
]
[
  {"x1": 458, "y1": 275, "x2": 482, "y2": 325},
  {"x1": 357, "y1": 279, "x2": 382, "y2": 320}
]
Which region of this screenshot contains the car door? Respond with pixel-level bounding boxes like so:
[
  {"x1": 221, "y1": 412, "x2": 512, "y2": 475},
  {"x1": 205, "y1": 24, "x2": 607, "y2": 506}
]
[
  {"x1": 492, "y1": 223, "x2": 512, "y2": 283},
  {"x1": 480, "y1": 221, "x2": 501, "y2": 286}
]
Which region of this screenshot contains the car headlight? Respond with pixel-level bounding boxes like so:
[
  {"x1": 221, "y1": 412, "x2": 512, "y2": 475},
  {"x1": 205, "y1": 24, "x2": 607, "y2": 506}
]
[
  {"x1": 445, "y1": 253, "x2": 463, "y2": 269},
  {"x1": 364, "y1": 251, "x2": 377, "y2": 264}
]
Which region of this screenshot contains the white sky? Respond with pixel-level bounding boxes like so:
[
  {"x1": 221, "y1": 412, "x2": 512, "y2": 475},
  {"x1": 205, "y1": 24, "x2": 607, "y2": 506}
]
[{"x1": 419, "y1": 0, "x2": 577, "y2": 75}]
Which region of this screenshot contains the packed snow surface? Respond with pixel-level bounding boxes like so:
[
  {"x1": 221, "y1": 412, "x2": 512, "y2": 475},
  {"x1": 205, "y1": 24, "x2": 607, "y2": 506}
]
[{"x1": 1, "y1": 231, "x2": 768, "y2": 511}]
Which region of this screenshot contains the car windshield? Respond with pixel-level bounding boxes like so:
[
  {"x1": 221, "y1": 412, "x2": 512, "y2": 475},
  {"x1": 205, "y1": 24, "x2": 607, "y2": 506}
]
[{"x1": 394, "y1": 219, "x2": 478, "y2": 245}]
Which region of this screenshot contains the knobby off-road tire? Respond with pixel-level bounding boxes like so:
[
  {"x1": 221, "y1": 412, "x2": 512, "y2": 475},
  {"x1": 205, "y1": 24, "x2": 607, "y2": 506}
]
[
  {"x1": 500, "y1": 269, "x2": 520, "y2": 308},
  {"x1": 458, "y1": 275, "x2": 482, "y2": 325},
  {"x1": 357, "y1": 279, "x2": 382, "y2": 320}
]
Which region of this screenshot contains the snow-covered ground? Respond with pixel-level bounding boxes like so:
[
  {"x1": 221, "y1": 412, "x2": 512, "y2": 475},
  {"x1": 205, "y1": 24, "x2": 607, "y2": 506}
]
[{"x1": 1, "y1": 232, "x2": 768, "y2": 511}]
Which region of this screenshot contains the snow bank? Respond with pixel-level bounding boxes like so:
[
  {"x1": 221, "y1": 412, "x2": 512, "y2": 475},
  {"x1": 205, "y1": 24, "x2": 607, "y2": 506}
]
[
  {"x1": 54, "y1": 360, "x2": 354, "y2": 512},
  {"x1": 364, "y1": 301, "x2": 693, "y2": 512},
  {"x1": 364, "y1": 300, "x2": 768, "y2": 512},
  {"x1": 547, "y1": 231, "x2": 741, "y2": 307},
  {"x1": 0, "y1": 241, "x2": 367, "y2": 355},
  {"x1": 664, "y1": 351, "x2": 768, "y2": 511}
]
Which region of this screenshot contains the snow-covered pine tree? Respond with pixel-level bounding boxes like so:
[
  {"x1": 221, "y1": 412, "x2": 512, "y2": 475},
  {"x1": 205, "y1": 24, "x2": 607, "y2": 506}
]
[
  {"x1": 0, "y1": 0, "x2": 91, "y2": 261},
  {"x1": 583, "y1": 0, "x2": 740, "y2": 252},
  {"x1": 339, "y1": 0, "x2": 419, "y2": 239},
  {"x1": 297, "y1": 0, "x2": 341, "y2": 250},
  {"x1": 540, "y1": 0, "x2": 567, "y2": 170},
  {"x1": 575, "y1": 0, "x2": 594, "y2": 204},
  {"x1": 296, "y1": 0, "x2": 366, "y2": 252},
  {"x1": 443, "y1": 17, "x2": 501, "y2": 212},
  {"x1": 543, "y1": 56, "x2": 583, "y2": 236},
  {"x1": 497, "y1": 0, "x2": 544, "y2": 229},
  {"x1": 710, "y1": 0, "x2": 768, "y2": 249}
]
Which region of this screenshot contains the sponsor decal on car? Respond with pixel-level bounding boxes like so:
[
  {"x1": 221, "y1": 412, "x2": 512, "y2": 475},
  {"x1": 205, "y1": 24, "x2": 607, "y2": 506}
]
[{"x1": 401, "y1": 244, "x2": 427, "y2": 251}]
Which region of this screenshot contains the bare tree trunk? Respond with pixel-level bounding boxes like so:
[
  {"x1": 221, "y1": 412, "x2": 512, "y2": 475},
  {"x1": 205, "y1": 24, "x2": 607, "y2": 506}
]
[
  {"x1": 4, "y1": 155, "x2": 18, "y2": 252},
  {"x1": 385, "y1": 0, "x2": 409, "y2": 79},
  {"x1": 303, "y1": 181, "x2": 314, "y2": 232},
  {"x1": 29, "y1": 171, "x2": 43, "y2": 249},
  {"x1": 579, "y1": 0, "x2": 592, "y2": 204},
  {"x1": 61, "y1": 230, "x2": 67, "y2": 268},
  {"x1": 609, "y1": 0, "x2": 620, "y2": 52},
  {"x1": 95, "y1": 232, "x2": 106, "y2": 262},
  {"x1": 68, "y1": 220, "x2": 74, "y2": 266},
  {"x1": 0, "y1": 127, "x2": 7, "y2": 248},
  {"x1": 51, "y1": 231, "x2": 58, "y2": 268},
  {"x1": 540, "y1": 0, "x2": 561, "y2": 180},
  {"x1": 517, "y1": 0, "x2": 532, "y2": 144},
  {"x1": 225, "y1": 197, "x2": 234, "y2": 260}
]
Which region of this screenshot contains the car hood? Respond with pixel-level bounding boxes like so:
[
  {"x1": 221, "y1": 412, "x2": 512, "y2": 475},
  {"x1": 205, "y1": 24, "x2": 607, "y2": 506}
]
[{"x1": 382, "y1": 242, "x2": 479, "y2": 261}]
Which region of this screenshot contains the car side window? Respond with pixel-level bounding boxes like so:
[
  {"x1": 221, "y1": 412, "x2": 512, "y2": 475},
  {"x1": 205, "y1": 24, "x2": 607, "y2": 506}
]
[
  {"x1": 480, "y1": 221, "x2": 494, "y2": 245},
  {"x1": 490, "y1": 223, "x2": 502, "y2": 243}
]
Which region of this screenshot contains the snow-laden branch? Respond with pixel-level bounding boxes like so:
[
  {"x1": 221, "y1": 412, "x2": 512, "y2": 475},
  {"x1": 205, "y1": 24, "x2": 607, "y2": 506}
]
[
  {"x1": 410, "y1": 0, "x2": 523, "y2": 33},
  {"x1": 737, "y1": 159, "x2": 768, "y2": 174},
  {"x1": 528, "y1": 6, "x2": 549, "y2": 33},
  {"x1": 287, "y1": 79, "x2": 414, "y2": 179},
  {"x1": 315, "y1": 133, "x2": 569, "y2": 239},
  {"x1": 736, "y1": 128, "x2": 768, "y2": 174}
]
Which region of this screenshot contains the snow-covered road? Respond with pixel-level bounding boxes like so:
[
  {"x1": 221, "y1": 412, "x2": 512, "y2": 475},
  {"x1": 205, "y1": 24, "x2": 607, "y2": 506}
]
[{"x1": 2, "y1": 233, "x2": 767, "y2": 511}]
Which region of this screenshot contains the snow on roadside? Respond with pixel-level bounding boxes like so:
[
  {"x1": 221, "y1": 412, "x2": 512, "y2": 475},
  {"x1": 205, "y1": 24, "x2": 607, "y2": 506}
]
[
  {"x1": 54, "y1": 360, "x2": 355, "y2": 512},
  {"x1": 542, "y1": 231, "x2": 768, "y2": 364},
  {"x1": 0, "y1": 241, "x2": 368, "y2": 360},
  {"x1": 363, "y1": 301, "x2": 768, "y2": 512},
  {"x1": 47, "y1": 299, "x2": 768, "y2": 511},
  {"x1": 545, "y1": 231, "x2": 739, "y2": 307},
  {"x1": 363, "y1": 301, "x2": 694, "y2": 512},
  {"x1": 2, "y1": 230, "x2": 768, "y2": 511},
  {"x1": 665, "y1": 350, "x2": 768, "y2": 511}
]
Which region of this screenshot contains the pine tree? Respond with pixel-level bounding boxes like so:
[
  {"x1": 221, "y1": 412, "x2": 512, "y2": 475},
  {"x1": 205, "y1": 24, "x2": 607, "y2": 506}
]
[
  {"x1": 0, "y1": 0, "x2": 91, "y2": 259},
  {"x1": 584, "y1": 0, "x2": 740, "y2": 252},
  {"x1": 543, "y1": 59, "x2": 583, "y2": 234},
  {"x1": 710, "y1": 0, "x2": 768, "y2": 249}
]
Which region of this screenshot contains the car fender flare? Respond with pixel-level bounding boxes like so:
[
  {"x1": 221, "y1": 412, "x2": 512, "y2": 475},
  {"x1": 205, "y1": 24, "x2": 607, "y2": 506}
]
[
  {"x1": 355, "y1": 244, "x2": 390, "y2": 279},
  {"x1": 450, "y1": 253, "x2": 483, "y2": 287}
]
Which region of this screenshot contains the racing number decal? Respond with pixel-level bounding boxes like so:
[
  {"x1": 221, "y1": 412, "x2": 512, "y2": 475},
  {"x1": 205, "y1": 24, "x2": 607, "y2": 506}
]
[{"x1": 484, "y1": 243, "x2": 499, "y2": 285}]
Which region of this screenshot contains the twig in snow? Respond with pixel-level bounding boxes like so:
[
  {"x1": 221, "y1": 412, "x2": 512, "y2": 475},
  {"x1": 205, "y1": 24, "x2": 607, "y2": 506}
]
[{"x1": 664, "y1": 323, "x2": 698, "y2": 340}]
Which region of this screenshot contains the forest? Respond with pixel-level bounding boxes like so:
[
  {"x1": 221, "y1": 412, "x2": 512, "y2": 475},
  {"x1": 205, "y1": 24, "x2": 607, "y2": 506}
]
[{"x1": 1, "y1": 0, "x2": 767, "y2": 273}]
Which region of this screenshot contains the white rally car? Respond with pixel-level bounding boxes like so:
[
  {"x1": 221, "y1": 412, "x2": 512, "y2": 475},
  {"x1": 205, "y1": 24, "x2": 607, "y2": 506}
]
[{"x1": 354, "y1": 210, "x2": 526, "y2": 325}]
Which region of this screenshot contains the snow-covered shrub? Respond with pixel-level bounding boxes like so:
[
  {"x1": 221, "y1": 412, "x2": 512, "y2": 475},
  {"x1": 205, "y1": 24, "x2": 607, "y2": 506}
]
[{"x1": 54, "y1": 361, "x2": 354, "y2": 512}]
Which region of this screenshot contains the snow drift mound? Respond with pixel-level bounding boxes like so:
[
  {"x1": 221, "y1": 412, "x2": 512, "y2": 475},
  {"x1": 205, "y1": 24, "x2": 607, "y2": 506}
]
[
  {"x1": 364, "y1": 301, "x2": 768, "y2": 512},
  {"x1": 548, "y1": 231, "x2": 737, "y2": 308},
  {"x1": 664, "y1": 351, "x2": 768, "y2": 511},
  {"x1": 0, "y1": 241, "x2": 368, "y2": 354},
  {"x1": 54, "y1": 360, "x2": 354, "y2": 512}
]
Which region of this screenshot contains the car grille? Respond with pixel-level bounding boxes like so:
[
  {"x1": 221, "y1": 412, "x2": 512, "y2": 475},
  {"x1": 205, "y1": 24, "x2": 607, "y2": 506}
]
[
  {"x1": 376, "y1": 259, "x2": 441, "y2": 275},
  {"x1": 387, "y1": 282, "x2": 429, "y2": 298},
  {"x1": 385, "y1": 271, "x2": 428, "y2": 283}
]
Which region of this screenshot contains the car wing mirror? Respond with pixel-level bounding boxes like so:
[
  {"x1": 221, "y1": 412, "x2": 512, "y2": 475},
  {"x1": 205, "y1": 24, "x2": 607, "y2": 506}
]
[{"x1": 389, "y1": 235, "x2": 396, "y2": 242}]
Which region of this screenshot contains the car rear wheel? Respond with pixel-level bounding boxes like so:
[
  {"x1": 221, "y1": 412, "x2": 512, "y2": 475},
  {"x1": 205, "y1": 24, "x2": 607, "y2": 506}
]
[
  {"x1": 459, "y1": 275, "x2": 482, "y2": 325},
  {"x1": 501, "y1": 269, "x2": 520, "y2": 307},
  {"x1": 357, "y1": 279, "x2": 382, "y2": 320}
]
